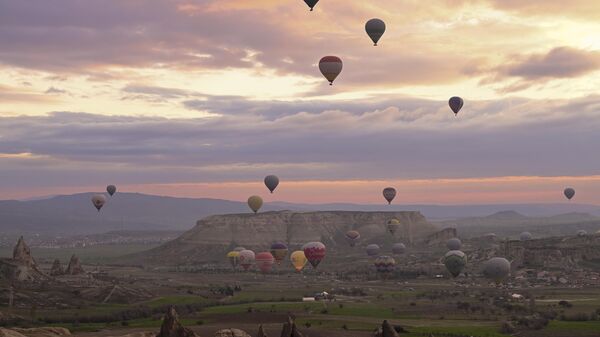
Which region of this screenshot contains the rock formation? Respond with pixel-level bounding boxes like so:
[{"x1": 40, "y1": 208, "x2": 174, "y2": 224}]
[
  {"x1": 49, "y1": 259, "x2": 64, "y2": 276},
  {"x1": 156, "y1": 306, "x2": 198, "y2": 337},
  {"x1": 138, "y1": 211, "x2": 438, "y2": 265},
  {"x1": 422, "y1": 228, "x2": 457, "y2": 246},
  {"x1": 13, "y1": 236, "x2": 36, "y2": 268},
  {"x1": 256, "y1": 325, "x2": 267, "y2": 337},
  {"x1": 373, "y1": 320, "x2": 399, "y2": 337},
  {"x1": 213, "y1": 329, "x2": 250, "y2": 337},
  {"x1": 65, "y1": 255, "x2": 84, "y2": 275},
  {"x1": 0, "y1": 327, "x2": 70, "y2": 337},
  {"x1": 279, "y1": 316, "x2": 303, "y2": 337}
]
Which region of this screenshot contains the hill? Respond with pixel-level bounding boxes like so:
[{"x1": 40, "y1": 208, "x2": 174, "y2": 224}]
[{"x1": 127, "y1": 210, "x2": 438, "y2": 265}]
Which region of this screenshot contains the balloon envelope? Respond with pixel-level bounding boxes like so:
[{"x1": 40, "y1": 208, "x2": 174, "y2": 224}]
[
  {"x1": 520, "y1": 232, "x2": 532, "y2": 241},
  {"x1": 264, "y1": 175, "x2": 279, "y2": 193},
  {"x1": 446, "y1": 238, "x2": 462, "y2": 250},
  {"x1": 226, "y1": 251, "x2": 240, "y2": 268},
  {"x1": 255, "y1": 252, "x2": 275, "y2": 274},
  {"x1": 303, "y1": 0, "x2": 319, "y2": 11},
  {"x1": 106, "y1": 185, "x2": 116, "y2": 196},
  {"x1": 238, "y1": 250, "x2": 255, "y2": 271},
  {"x1": 392, "y1": 243, "x2": 406, "y2": 255},
  {"x1": 91, "y1": 194, "x2": 106, "y2": 211},
  {"x1": 247, "y1": 195, "x2": 263, "y2": 213},
  {"x1": 365, "y1": 18, "x2": 386, "y2": 46},
  {"x1": 366, "y1": 244, "x2": 380, "y2": 257},
  {"x1": 443, "y1": 250, "x2": 467, "y2": 277},
  {"x1": 449, "y1": 96, "x2": 464, "y2": 115},
  {"x1": 270, "y1": 242, "x2": 288, "y2": 263},
  {"x1": 374, "y1": 255, "x2": 396, "y2": 273},
  {"x1": 387, "y1": 219, "x2": 400, "y2": 235},
  {"x1": 303, "y1": 242, "x2": 326, "y2": 269},
  {"x1": 290, "y1": 250, "x2": 308, "y2": 272},
  {"x1": 483, "y1": 257, "x2": 511, "y2": 283},
  {"x1": 345, "y1": 230, "x2": 361, "y2": 247},
  {"x1": 564, "y1": 188, "x2": 575, "y2": 200},
  {"x1": 319, "y1": 56, "x2": 343, "y2": 85},
  {"x1": 382, "y1": 187, "x2": 396, "y2": 204}
]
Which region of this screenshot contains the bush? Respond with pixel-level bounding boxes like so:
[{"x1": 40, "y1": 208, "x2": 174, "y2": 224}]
[{"x1": 558, "y1": 300, "x2": 572, "y2": 308}]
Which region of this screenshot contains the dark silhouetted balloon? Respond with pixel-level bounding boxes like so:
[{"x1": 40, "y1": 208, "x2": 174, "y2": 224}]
[
  {"x1": 304, "y1": 0, "x2": 319, "y2": 11},
  {"x1": 91, "y1": 194, "x2": 106, "y2": 212},
  {"x1": 383, "y1": 187, "x2": 396, "y2": 204},
  {"x1": 106, "y1": 185, "x2": 116, "y2": 196},
  {"x1": 365, "y1": 18, "x2": 386, "y2": 46},
  {"x1": 444, "y1": 250, "x2": 467, "y2": 277},
  {"x1": 564, "y1": 188, "x2": 575, "y2": 200},
  {"x1": 449, "y1": 96, "x2": 464, "y2": 115},
  {"x1": 319, "y1": 56, "x2": 343, "y2": 85},
  {"x1": 264, "y1": 175, "x2": 279, "y2": 193}
]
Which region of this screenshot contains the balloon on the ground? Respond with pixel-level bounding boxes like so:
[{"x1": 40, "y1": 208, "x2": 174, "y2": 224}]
[
  {"x1": 520, "y1": 232, "x2": 532, "y2": 241},
  {"x1": 383, "y1": 187, "x2": 396, "y2": 204},
  {"x1": 270, "y1": 242, "x2": 288, "y2": 264},
  {"x1": 446, "y1": 238, "x2": 462, "y2": 250},
  {"x1": 239, "y1": 250, "x2": 255, "y2": 271},
  {"x1": 226, "y1": 251, "x2": 240, "y2": 269},
  {"x1": 91, "y1": 194, "x2": 106, "y2": 211},
  {"x1": 577, "y1": 230, "x2": 588, "y2": 237},
  {"x1": 365, "y1": 18, "x2": 386, "y2": 46},
  {"x1": 345, "y1": 230, "x2": 361, "y2": 247},
  {"x1": 264, "y1": 175, "x2": 279, "y2": 193},
  {"x1": 255, "y1": 252, "x2": 275, "y2": 274},
  {"x1": 303, "y1": 0, "x2": 319, "y2": 11},
  {"x1": 247, "y1": 195, "x2": 263, "y2": 213},
  {"x1": 443, "y1": 250, "x2": 467, "y2": 277},
  {"x1": 366, "y1": 244, "x2": 380, "y2": 257},
  {"x1": 106, "y1": 185, "x2": 116, "y2": 196},
  {"x1": 449, "y1": 96, "x2": 464, "y2": 115},
  {"x1": 392, "y1": 243, "x2": 406, "y2": 255},
  {"x1": 374, "y1": 255, "x2": 396, "y2": 273},
  {"x1": 290, "y1": 250, "x2": 307, "y2": 272},
  {"x1": 234, "y1": 246, "x2": 246, "y2": 252},
  {"x1": 302, "y1": 241, "x2": 326, "y2": 269},
  {"x1": 319, "y1": 56, "x2": 343, "y2": 85},
  {"x1": 483, "y1": 257, "x2": 511, "y2": 283},
  {"x1": 564, "y1": 188, "x2": 575, "y2": 200},
  {"x1": 387, "y1": 219, "x2": 400, "y2": 235}
]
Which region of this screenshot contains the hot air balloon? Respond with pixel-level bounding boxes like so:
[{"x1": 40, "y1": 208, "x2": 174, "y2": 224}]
[
  {"x1": 366, "y1": 244, "x2": 380, "y2": 257},
  {"x1": 483, "y1": 257, "x2": 511, "y2": 284},
  {"x1": 449, "y1": 96, "x2": 464, "y2": 116},
  {"x1": 387, "y1": 219, "x2": 400, "y2": 235},
  {"x1": 303, "y1": 0, "x2": 319, "y2": 11},
  {"x1": 239, "y1": 250, "x2": 255, "y2": 271},
  {"x1": 382, "y1": 187, "x2": 396, "y2": 204},
  {"x1": 564, "y1": 188, "x2": 575, "y2": 200},
  {"x1": 247, "y1": 195, "x2": 263, "y2": 213},
  {"x1": 446, "y1": 238, "x2": 462, "y2": 251},
  {"x1": 264, "y1": 175, "x2": 279, "y2": 193},
  {"x1": 302, "y1": 242, "x2": 326, "y2": 269},
  {"x1": 392, "y1": 243, "x2": 406, "y2": 255},
  {"x1": 91, "y1": 194, "x2": 106, "y2": 212},
  {"x1": 365, "y1": 18, "x2": 386, "y2": 46},
  {"x1": 290, "y1": 250, "x2": 307, "y2": 272},
  {"x1": 345, "y1": 230, "x2": 361, "y2": 247},
  {"x1": 319, "y1": 56, "x2": 343, "y2": 85},
  {"x1": 255, "y1": 252, "x2": 275, "y2": 274},
  {"x1": 234, "y1": 246, "x2": 246, "y2": 252},
  {"x1": 577, "y1": 230, "x2": 588, "y2": 237},
  {"x1": 270, "y1": 242, "x2": 288, "y2": 264},
  {"x1": 520, "y1": 232, "x2": 532, "y2": 241},
  {"x1": 374, "y1": 255, "x2": 396, "y2": 273},
  {"x1": 226, "y1": 251, "x2": 240, "y2": 269},
  {"x1": 443, "y1": 250, "x2": 467, "y2": 278},
  {"x1": 106, "y1": 185, "x2": 117, "y2": 196}
]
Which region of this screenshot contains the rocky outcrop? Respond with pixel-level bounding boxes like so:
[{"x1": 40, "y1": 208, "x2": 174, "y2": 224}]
[
  {"x1": 373, "y1": 320, "x2": 402, "y2": 337},
  {"x1": 279, "y1": 316, "x2": 303, "y2": 337},
  {"x1": 422, "y1": 228, "x2": 457, "y2": 246},
  {"x1": 138, "y1": 211, "x2": 438, "y2": 265},
  {"x1": 13, "y1": 237, "x2": 35, "y2": 268},
  {"x1": 65, "y1": 255, "x2": 84, "y2": 275},
  {"x1": 49, "y1": 259, "x2": 64, "y2": 276},
  {"x1": 0, "y1": 327, "x2": 70, "y2": 337},
  {"x1": 156, "y1": 306, "x2": 198, "y2": 337},
  {"x1": 214, "y1": 329, "x2": 250, "y2": 337}
]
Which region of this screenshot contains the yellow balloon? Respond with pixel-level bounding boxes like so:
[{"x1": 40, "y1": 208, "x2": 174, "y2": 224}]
[
  {"x1": 227, "y1": 251, "x2": 240, "y2": 268},
  {"x1": 247, "y1": 195, "x2": 263, "y2": 213},
  {"x1": 290, "y1": 250, "x2": 307, "y2": 272}
]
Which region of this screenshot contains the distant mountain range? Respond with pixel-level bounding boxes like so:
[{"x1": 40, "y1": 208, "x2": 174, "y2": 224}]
[{"x1": 1, "y1": 192, "x2": 600, "y2": 235}]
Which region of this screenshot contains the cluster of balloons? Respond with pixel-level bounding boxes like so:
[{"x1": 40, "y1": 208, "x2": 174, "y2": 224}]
[
  {"x1": 91, "y1": 185, "x2": 117, "y2": 212},
  {"x1": 440, "y1": 237, "x2": 511, "y2": 283},
  {"x1": 225, "y1": 240, "x2": 326, "y2": 274}
]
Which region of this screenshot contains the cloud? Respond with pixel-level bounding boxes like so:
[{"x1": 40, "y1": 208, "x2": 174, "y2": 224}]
[
  {"x1": 45, "y1": 86, "x2": 67, "y2": 94},
  {"x1": 500, "y1": 47, "x2": 600, "y2": 80}
]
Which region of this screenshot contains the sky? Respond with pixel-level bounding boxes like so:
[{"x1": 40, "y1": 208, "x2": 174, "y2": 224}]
[{"x1": 1, "y1": 0, "x2": 600, "y2": 204}]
